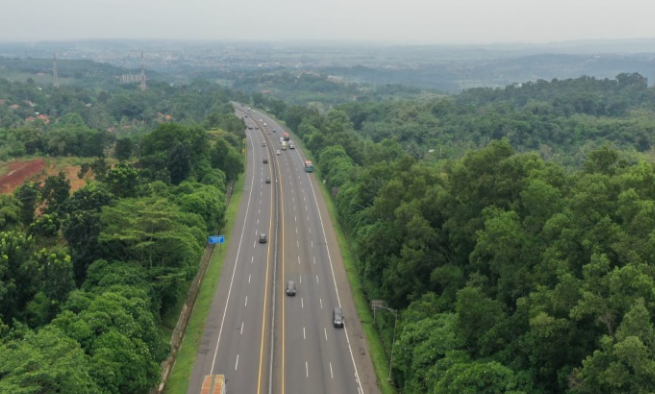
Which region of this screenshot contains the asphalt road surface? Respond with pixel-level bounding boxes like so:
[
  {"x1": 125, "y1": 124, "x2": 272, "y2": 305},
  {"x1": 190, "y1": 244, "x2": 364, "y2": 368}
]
[{"x1": 187, "y1": 105, "x2": 379, "y2": 394}]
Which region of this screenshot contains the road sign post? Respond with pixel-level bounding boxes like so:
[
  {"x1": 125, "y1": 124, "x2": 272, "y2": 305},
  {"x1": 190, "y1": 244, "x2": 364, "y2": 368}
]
[{"x1": 208, "y1": 235, "x2": 225, "y2": 244}]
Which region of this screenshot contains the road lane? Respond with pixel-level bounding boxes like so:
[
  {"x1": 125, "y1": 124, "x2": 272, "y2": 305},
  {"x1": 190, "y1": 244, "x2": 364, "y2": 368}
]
[{"x1": 187, "y1": 112, "x2": 275, "y2": 394}]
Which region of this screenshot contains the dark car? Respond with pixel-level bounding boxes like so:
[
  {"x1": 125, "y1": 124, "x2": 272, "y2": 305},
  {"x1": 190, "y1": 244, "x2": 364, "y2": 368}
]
[
  {"x1": 286, "y1": 280, "x2": 296, "y2": 296},
  {"x1": 259, "y1": 233, "x2": 267, "y2": 243},
  {"x1": 263, "y1": 158, "x2": 268, "y2": 164},
  {"x1": 265, "y1": 177, "x2": 271, "y2": 184},
  {"x1": 333, "y1": 307, "x2": 344, "y2": 328}
]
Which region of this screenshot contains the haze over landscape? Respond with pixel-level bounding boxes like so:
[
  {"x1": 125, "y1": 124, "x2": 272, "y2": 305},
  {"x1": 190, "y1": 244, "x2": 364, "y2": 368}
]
[
  {"x1": 2, "y1": 0, "x2": 654, "y2": 44},
  {"x1": 5, "y1": 1, "x2": 655, "y2": 394}
]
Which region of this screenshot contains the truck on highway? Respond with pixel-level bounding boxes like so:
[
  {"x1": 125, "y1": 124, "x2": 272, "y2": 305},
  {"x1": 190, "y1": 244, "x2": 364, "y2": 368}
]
[
  {"x1": 283, "y1": 132, "x2": 290, "y2": 141},
  {"x1": 201, "y1": 374, "x2": 226, "y2": 394},
  {"x1": 281, "y1": 141, "x2": 288, "y2": 150},
  {"x1": 304, "y1": 160, "x2": 314, "y2": 172}
]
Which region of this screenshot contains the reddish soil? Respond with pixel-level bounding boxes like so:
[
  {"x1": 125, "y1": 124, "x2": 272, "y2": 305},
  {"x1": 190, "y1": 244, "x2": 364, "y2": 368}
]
[
  {"x1": 0, "y1": 158, "x2": 89, "y2": 195},
  {"x1": 0, "y1": 158, "x2": 47, "y2": 194}
]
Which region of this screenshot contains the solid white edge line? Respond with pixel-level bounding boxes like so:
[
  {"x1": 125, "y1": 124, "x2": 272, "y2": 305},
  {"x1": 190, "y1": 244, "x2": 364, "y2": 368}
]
[
  {"x1": 209, "y1": 122, "x2": 258, "y2": 375},
  {"x1": 307, "y1": 169, "x2": 366, "y2": 394}
]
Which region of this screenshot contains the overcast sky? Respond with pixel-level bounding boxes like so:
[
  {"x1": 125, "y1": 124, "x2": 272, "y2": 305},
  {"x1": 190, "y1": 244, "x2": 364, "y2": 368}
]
[{"x1": 2, "y1": 0, "x2": 654, "y2": 44}]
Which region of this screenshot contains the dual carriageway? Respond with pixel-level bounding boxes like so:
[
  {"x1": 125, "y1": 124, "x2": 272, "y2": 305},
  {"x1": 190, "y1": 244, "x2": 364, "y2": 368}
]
[{"x1": 186, "y1": 106, "x2": 377, "y2": 394}]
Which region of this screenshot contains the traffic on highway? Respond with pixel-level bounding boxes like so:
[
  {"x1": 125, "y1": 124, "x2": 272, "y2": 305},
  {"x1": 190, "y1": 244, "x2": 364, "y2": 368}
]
[{"x1": 187, "y1": 104, "x2": 375, "y2": 394}]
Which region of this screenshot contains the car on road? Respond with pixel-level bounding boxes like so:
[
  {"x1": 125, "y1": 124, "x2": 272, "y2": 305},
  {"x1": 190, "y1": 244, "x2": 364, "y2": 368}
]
[
  {"x1": 333, "y1": 307, "x2": 344, "y2": 328},
  {"x1": 263, "y1": 158, "x2": 268, "y2": 164},
  {"x1": 259, "y1": 233, "x2": 267, "y2": 243},
  {"x1": 262, "y1": 142, "x2": 266, "y2": 147},
  {"x1": 265, "y1": 177, "x2": 271, "y2": 184},
  {"x1": 286, "y1": 280, "x2": 296, "y2": 296},
  {"x1": 289, "y1": 143, "x2": 295, "y2": 149},
  {"x1": 276, "y1": 150, "x2": 281, "y2": 155}
]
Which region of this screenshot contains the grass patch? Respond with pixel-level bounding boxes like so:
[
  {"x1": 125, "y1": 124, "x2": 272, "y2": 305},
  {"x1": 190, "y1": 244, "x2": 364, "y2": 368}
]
[
  {"x1": 314, "y1": 170, "x2": 397, "y2": 394},
  {"x1": 164, "y1": 174, "x2": 246, "y2": 394}
]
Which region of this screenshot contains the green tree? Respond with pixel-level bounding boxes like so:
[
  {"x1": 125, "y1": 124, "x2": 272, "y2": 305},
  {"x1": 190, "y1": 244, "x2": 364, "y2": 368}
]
[
  {"x1": 0, "y1": 326, "x2": 101, "y2": 394},
  {"x1": 435, "y1": 360, "x2": 528, "y2": 394},
  {"x1": 0, "y1": 231, "x2": 36, "y2": 322},
  {"x1": 14, "y1": 182, "x2": 40, "y2": 226},
  {"x1": 114, "y1": 137, "x2": 134, "y2": 160},
  {"x1": 0, "y1": 194, "x2": 22, "y2": 232},
  {"x1": 41, "y1": 171, "x2": 70, "y2": 213},
  {"x1": 174, "y1": 182, "x2": 226, "y2": 232},
  {"x1": 103, "y1": 161, "x2": 139, "y2": 198},
  {"x1": 61, "y1": 184, "x2": 113, "y2": 285},
  {"x1": 99, "y1": 197, "x2": 204, "y2": 311},
  {"x1": 168, "y1": 143, "x2": 191, "y2": 185},
  {"x1": 571, "y1": 298, "x2": 655, "y2": 394}
]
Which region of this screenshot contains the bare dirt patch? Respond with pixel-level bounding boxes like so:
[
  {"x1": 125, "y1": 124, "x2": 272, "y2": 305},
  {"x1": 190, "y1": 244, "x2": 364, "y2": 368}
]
[
  {"x1": 0, "y1": 158, "x2": 47, "y2": 194},
  {"x1": 0, "y1": 158, "x2": 90, "y2": 195}
]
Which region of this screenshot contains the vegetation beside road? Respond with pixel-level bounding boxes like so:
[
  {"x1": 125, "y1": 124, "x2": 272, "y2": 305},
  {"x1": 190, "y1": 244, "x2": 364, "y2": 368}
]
[{"x1": 257, "y1": 74, "x2": 655, "y2": 393}]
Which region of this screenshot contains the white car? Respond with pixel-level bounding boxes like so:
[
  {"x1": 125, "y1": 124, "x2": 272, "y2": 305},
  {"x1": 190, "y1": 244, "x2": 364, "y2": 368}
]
[{"x1": 276, "y1": 150, "x2": 281, "y2": 155}]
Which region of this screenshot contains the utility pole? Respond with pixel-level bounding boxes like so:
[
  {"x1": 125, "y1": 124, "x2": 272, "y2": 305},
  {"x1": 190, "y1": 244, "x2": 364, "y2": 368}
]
[
  {"x1": 53, "y1": 53, "x2": 59, "y2": 88},
  {"x1": 140, "y1": 51, "x2": 147, "y2": 91},
  {"x1": 372, "y1": 300, "x2": 399, "y2": 382}
]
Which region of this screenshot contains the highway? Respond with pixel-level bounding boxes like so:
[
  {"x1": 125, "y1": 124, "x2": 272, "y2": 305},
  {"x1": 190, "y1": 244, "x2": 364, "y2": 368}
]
[
  {"x1": 186, "y1": 110, "x2": 277, "y2": 394},
  {"x1": 187, "y1": 104, "x2": 377, "y2": 394}
]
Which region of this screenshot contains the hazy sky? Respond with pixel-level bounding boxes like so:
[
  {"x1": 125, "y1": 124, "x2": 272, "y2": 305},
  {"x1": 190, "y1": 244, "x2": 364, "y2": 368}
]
[{"x1": 2, "y1": 0, "x2": 654, "y2": 44}]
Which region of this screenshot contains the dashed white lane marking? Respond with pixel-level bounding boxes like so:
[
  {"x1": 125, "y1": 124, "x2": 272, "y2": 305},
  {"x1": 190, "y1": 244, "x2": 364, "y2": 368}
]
[
  {"x1": 320, "y1": 298, "x2": 323, "y2": 309},
  {"x1": 240, "y1": 322, "x2": 244, "y2": 335},
  {"x1": 245, "y1": 296, "x2": 248, "y2": 306},
  {"x1": 316, "y1": 275, "x2": 319, "y2": 284},
  {"x1": 235, "y1": 354, "x2": 239, "y2": 370},
  {"x1": 324, "y1": 327, "x2": 328, "y2": 341},
  {"x1": 303, "y1": 327, "x2": 306, "y2": 340},
  {"x1": 330, "y1": 362, "x2": 334, "y2": 379}
]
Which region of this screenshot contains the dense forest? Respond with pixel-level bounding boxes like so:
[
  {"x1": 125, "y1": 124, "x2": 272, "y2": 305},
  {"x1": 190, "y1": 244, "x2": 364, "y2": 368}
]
[
  {"x1": 0, "y1": 77, "x2": 245, "y2": 393},
  {"x1": 4, "y1": 54, "x2": 655, "y2": 393},
  {"x1": 258, "y1": 73, "x2": 655, "y2": 393}
]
